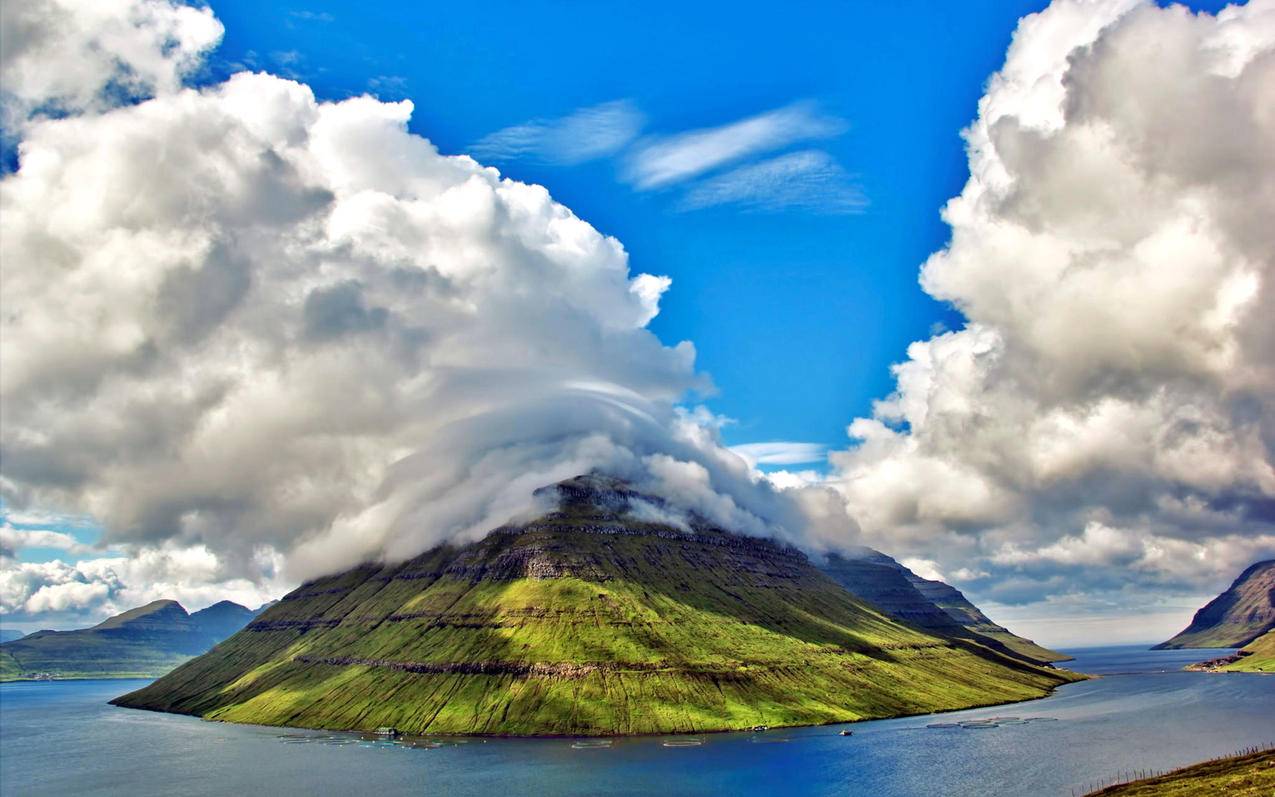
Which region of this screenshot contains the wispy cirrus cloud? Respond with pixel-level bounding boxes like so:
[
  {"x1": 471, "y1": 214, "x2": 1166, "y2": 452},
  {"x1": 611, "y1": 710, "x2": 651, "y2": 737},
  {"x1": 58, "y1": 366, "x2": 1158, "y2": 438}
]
[
  {"x1": 469, "y1": 98, "x2": 858, "y2": 215},
  {"x1": 367, "y1": 74, "x2": 409, "y2": 100},
  {"x1": 680, "y1": 150, "x2": 866, "y2": 214},
  {"x1": 730, "y1": 441, "x2": 828, "y2": 467},
  {"x1": 624, "y1": 101, "x2": 845, "y2": 190},
  {"x1": 469, "y1": 100, "x2": 644, "y2": 165},
  {"x1": 289, "y1": 10, "x2": 334, "y2": 23}
]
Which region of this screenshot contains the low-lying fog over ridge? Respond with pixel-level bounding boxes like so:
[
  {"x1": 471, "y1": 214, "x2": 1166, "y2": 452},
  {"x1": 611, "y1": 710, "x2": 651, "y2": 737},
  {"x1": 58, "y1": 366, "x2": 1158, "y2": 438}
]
[{"x1": 1, "y1": 0, "x2": 1273, "y2": 643}]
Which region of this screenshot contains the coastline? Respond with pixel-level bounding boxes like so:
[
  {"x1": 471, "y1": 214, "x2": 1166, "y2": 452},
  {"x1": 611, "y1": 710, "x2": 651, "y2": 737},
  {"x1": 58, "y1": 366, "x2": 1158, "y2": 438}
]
[
  {"x1": 2, "y1": 672, "x2": 173, "y2": 684},
  {"x1": 1084, "y1": 746, "x2": 1275, "y2": 796},
  {"x1": 8, "y1": 649, "x2": 1273, "y2": 797},
  {"x1": 107, "y1": 668, "x2": 1089, "y2": 740}
]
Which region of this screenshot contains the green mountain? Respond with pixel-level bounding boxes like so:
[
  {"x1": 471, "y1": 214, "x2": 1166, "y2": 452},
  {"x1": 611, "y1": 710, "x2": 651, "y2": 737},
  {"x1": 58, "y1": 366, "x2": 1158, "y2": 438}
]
[
  {"x1": 1222, "y1": 630, "x2": 1275, "y2": 672},
  {"x1": 0, "y1": 599, "x2": 261, "y2": 681},
  {"x1": 113, "y1": 475, "x2": 1079, "y2": 736},
  {"x1": 1155, "y1": 560, "x2": 1275, "y2": 649},
  {"x1": 1084, "y1": 747, "x2": 1275, "y2": 796},
  {"x1": 821, "y1": 549, "x2": 1070, "y2": 664}
]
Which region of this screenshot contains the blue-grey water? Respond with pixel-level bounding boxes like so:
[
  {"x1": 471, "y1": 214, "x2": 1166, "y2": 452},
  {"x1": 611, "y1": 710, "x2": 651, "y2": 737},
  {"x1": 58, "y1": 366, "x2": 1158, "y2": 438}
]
[{"x1": 2, "y1": 646, "x2": 1272, "y2": 796}]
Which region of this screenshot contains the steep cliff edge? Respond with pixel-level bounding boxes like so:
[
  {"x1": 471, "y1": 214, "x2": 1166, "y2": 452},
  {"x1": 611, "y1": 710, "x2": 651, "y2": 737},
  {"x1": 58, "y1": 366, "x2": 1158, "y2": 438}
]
[
  {"x1": 820, "y1": 549, "x2": 1070, "y2": 663},
  {"x1": 1156, "y1": 560, "x2": 1275, "y2": 650}
]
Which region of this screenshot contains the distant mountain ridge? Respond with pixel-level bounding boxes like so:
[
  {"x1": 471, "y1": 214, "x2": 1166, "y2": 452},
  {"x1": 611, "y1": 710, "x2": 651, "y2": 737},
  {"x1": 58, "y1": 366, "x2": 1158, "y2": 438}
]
[
  {"x1": 113, "y1": 474, "x2": 1078, "y2": 736},
  {"x1": 1155, "y1": 560, "x2": 1275, "y2": 650},
  {"x1": 0, "y1": 599, "x2": 265, "y2": 681},
  {"x1": 819, "y1": 549, "x2": 1070, "y2": 664}
]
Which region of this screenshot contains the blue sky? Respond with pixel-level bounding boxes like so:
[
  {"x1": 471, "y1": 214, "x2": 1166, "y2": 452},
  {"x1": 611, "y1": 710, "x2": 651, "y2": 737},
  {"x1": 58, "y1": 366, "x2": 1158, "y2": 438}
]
[
  {"x1": 198, "y1": 0, "x2": 1058, "y2": 456},
  {"x1": 198, "y1": 0, "x2": 1231, "y2": 460}
]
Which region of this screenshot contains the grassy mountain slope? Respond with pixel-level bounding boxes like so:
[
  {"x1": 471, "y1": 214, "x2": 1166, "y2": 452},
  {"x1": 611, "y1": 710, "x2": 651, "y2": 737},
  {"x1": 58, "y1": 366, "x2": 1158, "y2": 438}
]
[
  {"x1": 1086, "y1": 748, "x2": 1275, "y2": 796},
  {"x1": 0, "y1": 650, "x2": 20, "y2": 679},
  {"x1": 1155, "y1": 560, "x2": 1275, "y2": 649},
  {"x1": 1221, "y1": 630, "x2": 1275, "y2": 673},
  {"x1": 0, "y1": 599, "x2": 259, "y2": 681},
  {"x1": 821, "y1": 551, "x2": 1070, "y2": 664},
  {"x1": 114, "y1": 476, "x2": 1079, "y2": 736}
]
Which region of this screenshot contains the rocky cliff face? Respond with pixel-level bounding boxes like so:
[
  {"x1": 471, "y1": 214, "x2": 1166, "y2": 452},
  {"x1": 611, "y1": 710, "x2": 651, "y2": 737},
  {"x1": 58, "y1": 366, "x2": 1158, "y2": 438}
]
[
  {"x1": 1156, "y1": 560, "x2": 1275, "y2": 649},
  {"x1": 819, "y1": 549, "x2": 1070, "y2": 664},
  {"x1": 112, "y1": 475, "x2": 1077, "y2": 736},
  {"x1": 819, "y1": 554, "x2": 967, "y2": 632}
]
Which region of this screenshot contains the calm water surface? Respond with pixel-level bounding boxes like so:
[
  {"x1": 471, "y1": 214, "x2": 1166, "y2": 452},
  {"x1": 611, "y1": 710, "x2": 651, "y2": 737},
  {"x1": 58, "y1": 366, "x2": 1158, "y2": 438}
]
[{"x1": 2, "y1": 645, "x2": 1272, "y2": 796}]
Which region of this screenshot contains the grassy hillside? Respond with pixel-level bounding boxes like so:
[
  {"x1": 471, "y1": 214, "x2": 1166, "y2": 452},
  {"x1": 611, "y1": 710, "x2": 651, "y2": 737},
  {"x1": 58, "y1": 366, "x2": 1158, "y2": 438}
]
[
  {"x1": 1, "y1": 649, "x2": 21, "y2": 680},
  {"x1": 114, "y1": 477, "x2": 1079, "y2": 736},
  {"x1": 1221, "y1": 630, "x2": 1275, "y2": 673},
  {"x1": 1156, "y1": 560, "x2": 1274, "y2": 649},
  {"x1": 1086, "y1": 748, "x2": 1275, "y2": 796},
  {"x1": 1, "y1": 599, "x2": 259, "y2": 681}
]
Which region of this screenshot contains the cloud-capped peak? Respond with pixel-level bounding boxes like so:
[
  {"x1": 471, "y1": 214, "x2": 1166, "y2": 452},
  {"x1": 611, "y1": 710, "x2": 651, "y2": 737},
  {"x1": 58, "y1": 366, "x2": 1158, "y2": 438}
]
[{"x1": 0, "y1": 0, "x2": 861, "y2": 629}]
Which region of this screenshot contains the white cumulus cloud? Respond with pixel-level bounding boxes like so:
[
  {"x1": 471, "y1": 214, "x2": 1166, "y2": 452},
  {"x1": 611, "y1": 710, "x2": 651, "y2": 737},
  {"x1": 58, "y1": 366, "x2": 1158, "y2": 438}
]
[
  {"x1": 0, "y1": 0, "x2": 222, "y2": 128},
  {"x1": 0, "y1": 0, "x2": 861, "y2": 626},
  {"x1": 829, "y1": 0, "x2": 1275, "y2": 618},
  {"x1": 0, "y1": 545, "x2": 286, "y2": 627}
]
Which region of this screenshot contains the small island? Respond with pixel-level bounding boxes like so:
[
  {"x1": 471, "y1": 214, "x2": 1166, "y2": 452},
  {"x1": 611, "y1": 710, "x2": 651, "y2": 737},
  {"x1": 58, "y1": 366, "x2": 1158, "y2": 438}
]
[{"x1": 112, "y1": 476, "x2": 1081, "y2": 737}]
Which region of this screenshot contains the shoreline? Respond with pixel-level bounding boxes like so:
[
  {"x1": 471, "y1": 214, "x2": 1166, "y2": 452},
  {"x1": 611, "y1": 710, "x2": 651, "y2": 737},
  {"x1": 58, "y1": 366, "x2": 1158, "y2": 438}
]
[
  {"x1": 1, "y1": 673, "x2": 171, "y2": 684},
  {"x1": 107, "y1": 670, "x2": 1088, "y2": 741},
  {"x1": 1084, "y1": 745, "x2": 1275, "y2": 796}
]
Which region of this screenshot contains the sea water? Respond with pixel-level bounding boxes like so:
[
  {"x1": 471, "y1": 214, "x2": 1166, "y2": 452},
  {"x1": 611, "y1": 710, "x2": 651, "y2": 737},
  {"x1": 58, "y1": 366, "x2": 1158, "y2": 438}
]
[{"x1": 1, "y1": 646, "x2": 1271, "y2": 796}]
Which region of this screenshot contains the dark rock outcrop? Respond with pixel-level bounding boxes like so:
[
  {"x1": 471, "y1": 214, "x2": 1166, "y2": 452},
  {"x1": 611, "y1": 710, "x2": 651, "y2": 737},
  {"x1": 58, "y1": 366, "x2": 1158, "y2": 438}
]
[{"x1": 819, "y1": 548, "x2": 1070, "y2": 664}]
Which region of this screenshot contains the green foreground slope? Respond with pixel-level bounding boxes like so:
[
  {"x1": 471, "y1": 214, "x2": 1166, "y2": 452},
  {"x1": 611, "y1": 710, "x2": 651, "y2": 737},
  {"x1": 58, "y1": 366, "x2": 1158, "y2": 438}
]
[
  {"x1": 114, "y1": 478, "x2": 1078, "y2": 736},
  {"x1": 1221, "y1": 630, "x2": 1275, "y2": 672},
  {"x1": 0, "y1": 650, "x2": 21, "y2": 680},
  {"x1": 1087, "y1": 748, "x2": 1275, "y2": 796}
]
